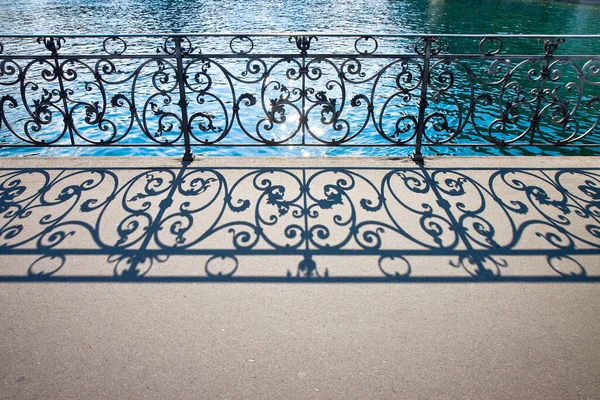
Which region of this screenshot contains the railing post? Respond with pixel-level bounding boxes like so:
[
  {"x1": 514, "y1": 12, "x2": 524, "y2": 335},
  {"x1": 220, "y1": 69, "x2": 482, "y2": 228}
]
[
  {"x1": 528, "y1": 37, "x2": 564, "y2": 145},
  {"x1": 412, "y1": 37, "x2": 433, "y2": 163},
  {"x1": 174, "y1": 36, "x2": 194, "y2": 162},
  {"x1": 291, "y1": 35, "x2": 317, "y2": 146},
  {"x1": 42, "y1": 37, "x2": 75, "y2": 145}
]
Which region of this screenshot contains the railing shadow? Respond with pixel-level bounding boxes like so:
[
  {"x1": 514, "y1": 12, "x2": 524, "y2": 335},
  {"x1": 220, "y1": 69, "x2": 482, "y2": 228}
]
[{"x1": 0, "y1": 162, "x2": 599, "y2": 283}]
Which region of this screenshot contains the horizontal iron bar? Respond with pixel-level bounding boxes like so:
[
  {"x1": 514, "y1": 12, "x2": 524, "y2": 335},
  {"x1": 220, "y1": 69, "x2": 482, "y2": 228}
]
[
  {"x1": 2, "y1": 143, "x2": 599, "y2": 148},
  {"x1": 0, "y1": 54, "x2": 429, "y2": 60},
  {"x1": 2, "y1": 54, "x2": 599, "y2": 60},
  {"x1": 2, "y1": 33, "x2": 600, "y2": 38}
]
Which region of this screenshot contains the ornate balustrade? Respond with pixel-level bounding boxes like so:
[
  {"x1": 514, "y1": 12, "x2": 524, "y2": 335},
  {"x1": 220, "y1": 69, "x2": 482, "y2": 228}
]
[{"x1": 0, "y1": 33, "x2": 599, "y2": 160}]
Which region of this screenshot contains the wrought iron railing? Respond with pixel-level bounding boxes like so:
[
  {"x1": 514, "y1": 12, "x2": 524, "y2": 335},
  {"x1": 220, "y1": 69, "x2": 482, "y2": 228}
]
[{"x1": 0, "y1": 33, "x2": 599, "y2": 160}]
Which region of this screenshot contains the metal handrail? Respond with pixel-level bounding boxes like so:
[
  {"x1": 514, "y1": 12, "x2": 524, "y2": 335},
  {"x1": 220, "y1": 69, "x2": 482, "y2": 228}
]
[{"x1": 2, "y1": 33, "x2": 600, "y2": 38}]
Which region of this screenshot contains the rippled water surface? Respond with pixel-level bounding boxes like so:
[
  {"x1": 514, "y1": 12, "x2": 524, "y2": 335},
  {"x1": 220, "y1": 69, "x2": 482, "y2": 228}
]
[
  {"x1": 2, "y1": 0, "x2": 600, "y2": 35},
  {"x1": 1, "y1": 0, "x2": 600, "y2": 157}
]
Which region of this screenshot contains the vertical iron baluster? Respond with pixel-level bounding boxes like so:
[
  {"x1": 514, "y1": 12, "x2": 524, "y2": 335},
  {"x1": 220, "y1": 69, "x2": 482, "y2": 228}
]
[
  {"x1": 529, "y1": 38, "x2": 563, "y2": 144},
  {"x1": 299, "y1": 36, "x2": 311, "y2": 146},
  {"x1": 412, "y1": 37, "x2": 433, "y2": 163},
  {"x1": 174, "y1": 36, "x2": 194, "y2": 162},
  {"x1": 48, "y1": 37, "x2": 75, "y2": 145},
  {"x1": 301, "y1": 51, "x2": 306, "y2": 145},
  {"x1": 292, "y1": 35, "x2": 316, "y2": 146}
]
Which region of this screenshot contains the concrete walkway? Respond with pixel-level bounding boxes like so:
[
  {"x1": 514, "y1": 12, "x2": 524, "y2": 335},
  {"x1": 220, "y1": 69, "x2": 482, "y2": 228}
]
[{"x1": 0, "y1": 156, "x2": 599, "y2": 399}]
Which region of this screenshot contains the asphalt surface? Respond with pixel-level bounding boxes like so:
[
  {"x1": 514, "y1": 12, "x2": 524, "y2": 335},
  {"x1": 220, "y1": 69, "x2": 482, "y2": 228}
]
[
  {"x1": 1, "y1": 282, "x2": 599, "y2": 399},
  {"x1": 0, "y1": 156, "x2": 599, "y2": 399}
]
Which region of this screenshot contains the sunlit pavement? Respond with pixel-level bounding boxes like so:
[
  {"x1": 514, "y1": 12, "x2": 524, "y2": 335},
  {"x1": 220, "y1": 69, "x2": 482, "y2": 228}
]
[{"x1": 1, "y1": 156, "x2": 599, "y2": 399}]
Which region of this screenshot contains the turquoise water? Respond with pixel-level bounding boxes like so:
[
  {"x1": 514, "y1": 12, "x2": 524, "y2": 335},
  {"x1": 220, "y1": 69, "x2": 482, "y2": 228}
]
[
  {"x1": 2, "y1": 0, "x2": 600, "y2": 36},
  {"x1": 1, "y1": 0, "x2": 600, "y2": 157}
]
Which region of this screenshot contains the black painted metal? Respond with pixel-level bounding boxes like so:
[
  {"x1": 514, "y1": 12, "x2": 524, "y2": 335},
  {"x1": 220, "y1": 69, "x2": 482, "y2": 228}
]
[
  {"x1": 174, "y1": 37, "x2": 194, "y2": 161},
  {"x1": 0, "y1": 34, "x2": 599, "y2": 160}
]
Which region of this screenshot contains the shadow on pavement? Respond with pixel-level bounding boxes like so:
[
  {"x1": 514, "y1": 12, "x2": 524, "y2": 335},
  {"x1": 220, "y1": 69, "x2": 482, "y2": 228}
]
[{"x1": 0, "y1": 162, "x2": 599, "y2": 282}]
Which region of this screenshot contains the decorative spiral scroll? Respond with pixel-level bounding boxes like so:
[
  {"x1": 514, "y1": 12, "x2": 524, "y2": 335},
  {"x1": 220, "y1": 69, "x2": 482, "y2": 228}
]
[
  {"x1": 413, "y1": 37, "x2": 446, "y2": 56},
  {"x1": 289, "y1": 35, "x2": 318, "y2": 53},
  {"x1": 0, "y1": 35, "x2": 598, "y2": 151},
  {"x1": 103, "y1": 37, "x2": 127, "y2": 55},
  {"x1": 36, "y1": 37, "x2": 65, "y2": 54},
  {"x1": 479, "y1": 37, "x2": 503, "y2": 55},
  {"x1": 158, "y1": 36, "x2": 195, "y2": 55},
  {"x1": 354, "y1": 36, "x2": 378, "y2": 55},
  {"x1": 542, "y1": 37, "x2": 565, "y2": 56},
  {"x1": 230, "y1": 36, "x2": 254, "y2": 55}
]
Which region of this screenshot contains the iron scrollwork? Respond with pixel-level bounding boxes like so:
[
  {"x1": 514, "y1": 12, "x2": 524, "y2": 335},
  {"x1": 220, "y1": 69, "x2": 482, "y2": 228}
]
[{"x1": 0, "y1": 34, "x2": 599, "y2": 157}]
